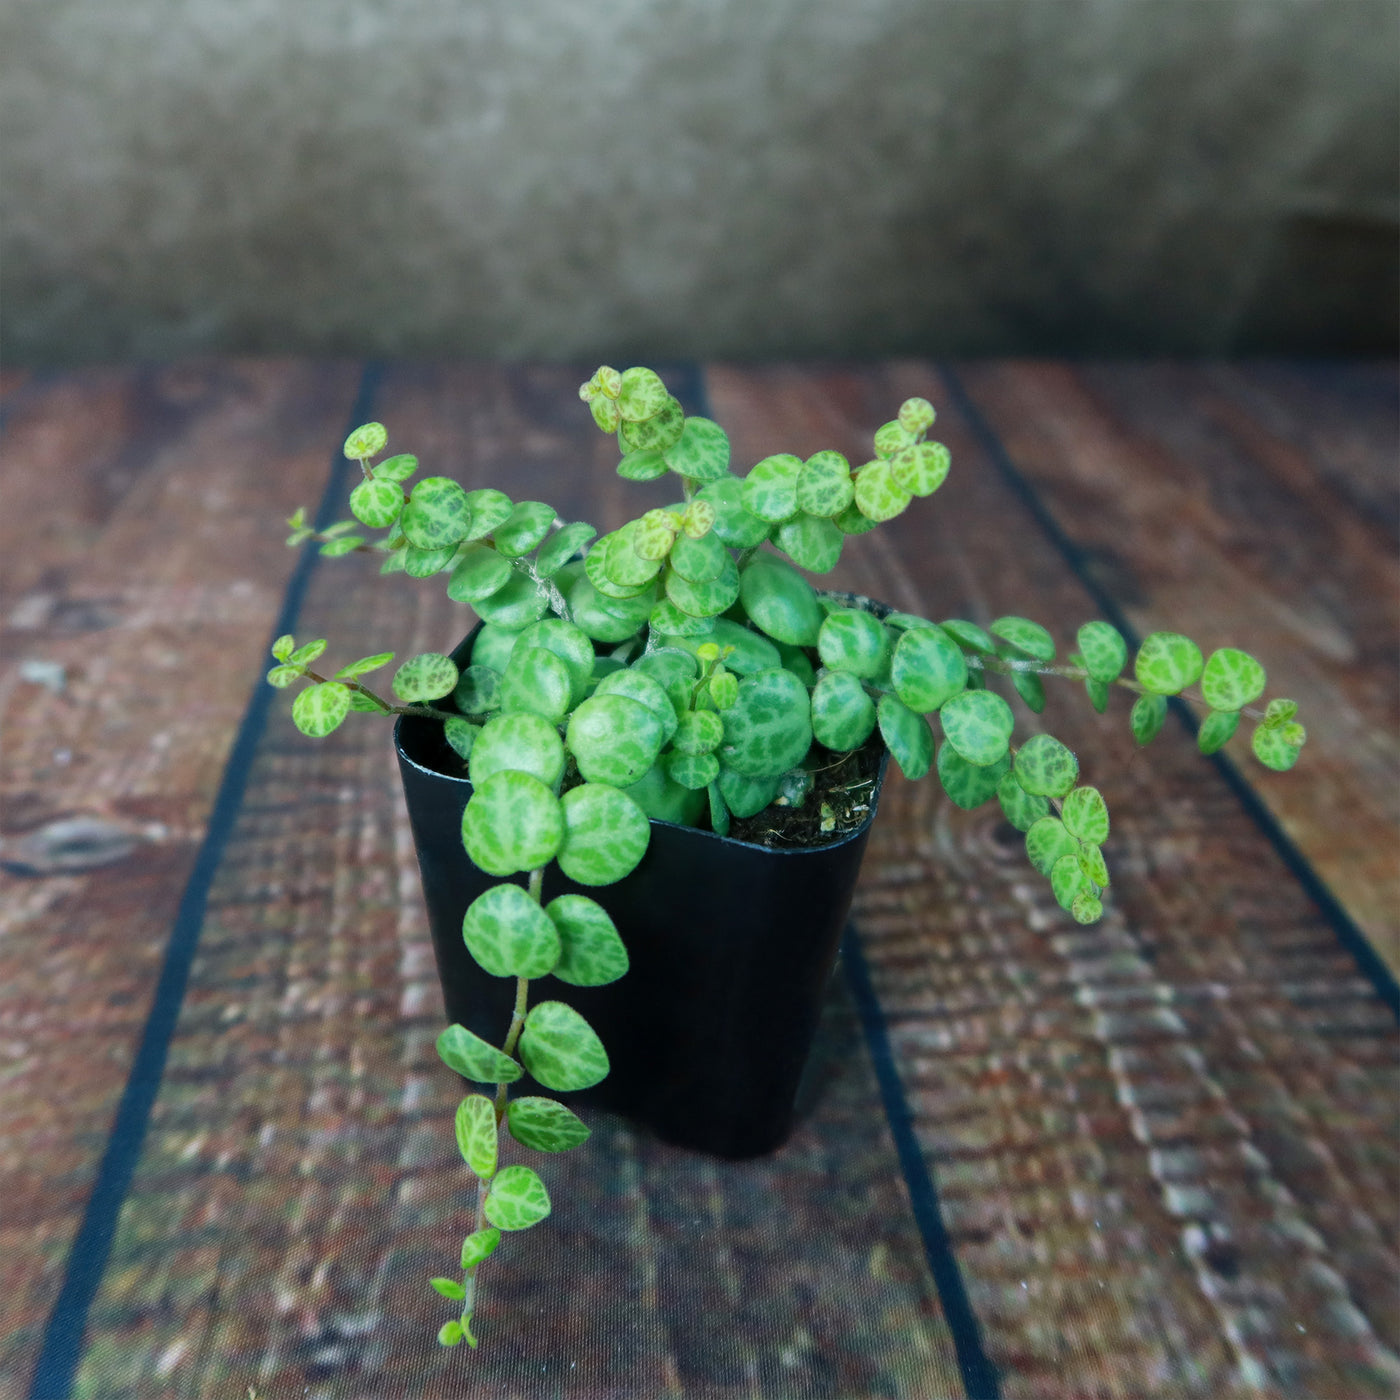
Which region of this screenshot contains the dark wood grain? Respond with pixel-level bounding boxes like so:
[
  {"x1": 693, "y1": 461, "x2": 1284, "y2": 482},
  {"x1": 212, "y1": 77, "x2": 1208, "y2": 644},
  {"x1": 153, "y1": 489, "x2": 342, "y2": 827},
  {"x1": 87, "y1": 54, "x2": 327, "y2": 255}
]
[{"x1": 0, "y1": 361, "x2": 362, "y2": 1389}]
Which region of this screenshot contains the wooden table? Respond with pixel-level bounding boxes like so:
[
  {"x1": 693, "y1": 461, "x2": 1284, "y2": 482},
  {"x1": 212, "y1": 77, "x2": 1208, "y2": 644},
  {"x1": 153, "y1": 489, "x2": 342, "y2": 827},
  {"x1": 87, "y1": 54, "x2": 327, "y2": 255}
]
[{"x1": 2, "y1": 361, "x2": 1396, "y2": 1399}]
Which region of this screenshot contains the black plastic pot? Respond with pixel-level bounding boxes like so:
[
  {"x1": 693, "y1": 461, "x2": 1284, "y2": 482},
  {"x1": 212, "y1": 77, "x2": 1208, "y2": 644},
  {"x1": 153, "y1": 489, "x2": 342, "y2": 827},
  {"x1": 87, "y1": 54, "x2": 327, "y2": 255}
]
[{"x1": 395, "y1": 634, "x2": 888, "y2": 1159}]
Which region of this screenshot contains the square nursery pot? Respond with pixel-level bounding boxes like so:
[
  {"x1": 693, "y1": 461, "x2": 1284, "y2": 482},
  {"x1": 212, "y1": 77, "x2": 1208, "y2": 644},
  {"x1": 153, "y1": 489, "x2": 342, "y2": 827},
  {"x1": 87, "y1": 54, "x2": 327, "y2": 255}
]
[{"x1": 395, "y1": 628, "x2": 888, "y2": 1160}]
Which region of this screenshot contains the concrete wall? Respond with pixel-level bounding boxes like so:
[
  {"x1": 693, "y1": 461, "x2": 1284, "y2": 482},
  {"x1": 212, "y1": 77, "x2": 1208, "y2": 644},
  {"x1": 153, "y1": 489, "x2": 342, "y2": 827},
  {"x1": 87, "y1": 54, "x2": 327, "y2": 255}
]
[{"x1": 2, "y1": 0, "x2": 1395, "y2": 366}]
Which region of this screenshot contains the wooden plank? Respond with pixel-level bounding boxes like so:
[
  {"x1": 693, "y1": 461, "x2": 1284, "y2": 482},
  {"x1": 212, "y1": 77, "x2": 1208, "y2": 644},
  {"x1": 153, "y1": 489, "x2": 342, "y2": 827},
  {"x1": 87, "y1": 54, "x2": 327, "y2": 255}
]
[
  {"x1": 0, "y1": 360, "x2": 363, "y2": 1389},
  {"x1": 707, "y1": 362, "x2": 1400, "y2": 1400},
  {"x1": 73, "y1": 365, "x2": 963, "y2": 1398},
  {"x1": 950, "y1": 360, "x2": 1400, "y2": 973}
]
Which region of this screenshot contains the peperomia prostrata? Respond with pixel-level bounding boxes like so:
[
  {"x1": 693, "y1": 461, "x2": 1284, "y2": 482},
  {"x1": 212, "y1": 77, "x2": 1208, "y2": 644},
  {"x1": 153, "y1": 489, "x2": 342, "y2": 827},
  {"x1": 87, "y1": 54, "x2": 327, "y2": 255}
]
[{"x1": 271, "y1": 366, "x2": 1305, "y2": 1347}]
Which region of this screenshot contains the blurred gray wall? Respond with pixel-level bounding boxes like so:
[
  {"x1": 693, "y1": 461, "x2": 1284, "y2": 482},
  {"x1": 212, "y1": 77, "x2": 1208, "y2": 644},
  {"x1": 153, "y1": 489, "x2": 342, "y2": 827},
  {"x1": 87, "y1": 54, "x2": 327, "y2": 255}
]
[{"x1": 2, "y1": 0, "x2": 1395, "y2": 366}]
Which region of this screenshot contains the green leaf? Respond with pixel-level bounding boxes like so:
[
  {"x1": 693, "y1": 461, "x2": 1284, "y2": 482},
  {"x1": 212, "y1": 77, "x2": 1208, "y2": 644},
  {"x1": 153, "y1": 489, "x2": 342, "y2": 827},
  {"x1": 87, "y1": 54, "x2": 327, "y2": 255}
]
[
  {"x1": 444, "y1": 718, "x2": 479, "y2": 760},
  {"x1": 665, "y1": 555, "x2": 741, "y2": 619},
  {"x1": 741, "y1": 454, "x2": 802, "y2": 523},
  {"x1": 1077, "y1": 621, "x2": 1128, "y2": 684},
  {"x1": 1252, "y1": 720, "x2": 1305, "y2": 771},
  {"x1": 373, "y1": 452, "x2": 418, "y2": 482},
  {"x1": 662, "y1": 416, "x2": 731, "y2": 482},
  {"x1": 469, "y1": 710, "x2": 566, "y2": 787},
  {"x1": 401, "y1": 477, "x2": 472, "y2": 551},
  {"x1": 533, "y1": 521, "x2": 597, "y2": 578},
  {"x1": 1071, "y1": 890, "x2": 1104, "y2": 924},
  {"x1": 568, "y1": 693, "x2": 666, "y2": 786},
  {"x1": 665, "y1": 750, "x2": 721, "y2": 790},
  {"x1": 1078, "y1": 842, "x2": 1110, "y2": 888},
  {"x1": 463, "y1": 882, "x2": 561, "y2": 979},
  {"x1": 818, "y1": 610, "x2": 892, "y2": 679},
  {"x1": 438, "y1": 1320, "x2": 464, "y2": 1347},
  {"x1": 335, "y1": 651, "x2": 395, "y2": 679},
  {"x1": 460, "y1": 488, "x2": 514, "y2": 542},
  {"x1": 673, "y1": 709, "x2": 724, "y2": 754},
  {"x1": 833, "y1": 501, "x2": 881, "y2": 535},
  {"x1": 708, "y1": 780, "x2": 731, "y2": 836},
  {"x1": 809, "y1": 670, "x2": 877, "y2": 752},
  {"x1": 393, "y1": 652, "x2": 459, "y2": 703},
  {"x1": 349, "y1": 478, "x2": 404, "y2": 529},
  {"x1": 473, "y1": 573, "x2": 550, "y2": 629},
  {"x1": 1085, "y1": 676, "x2": 1111, "y2": 713},
  {"x1": 1134, "y1": 631, "x2": 1204, "y2": 696},
  {"x1": 938, "y1": 689, "x2": 1015, "y2": 767},
  {"x1": 649, "y1": 599, "x2": 715, "y2": 638},
  {"x1": 266, "y1": 664, "x2": 301, "y2": 689},
  {"x1": 1130, "y1": 693, "x2": 1168, "y2": 746},
  {"x1": 719, "y1": 667, "x2": 813, "y2": 777},
  {"x1": 889, "y1": 441, "x2": 950, "y2": 497},
  {"x1": 271, "y1": 633, "x2": 296, "y2": 662},
  {"x1": 454, "y1": 1094, "x2": 498, "y2": 1178},
  {"x1": 516, "y1": 619, "x2": 596, "y2": 706},
  {"x1": 774, "y1": 513, "x2": 844, "y2": 573},
  {"x1": 1200, "y1": 648, "x2": 1266, "y2": 711},
  {"x1": 795, "y1": 451, "x2": 855, "y2": 517},
  {"x1": 898, "y1": 397, "x2": 936, "y2": 435},
  {"x1": 1197, "y1": 708, "x2": 1240, "y2": 755},
  {"x1": 591, "y1": 395, "x2": 621, "y2": 432},
  {"x1": 318, "y1": 536, "x2": 364, "y2": 557},
  {"x1": 619, "y1": 395, "x2": 685, "y2": 452},
  {"x1": 471, "y1": 623, "x2": 523, "y2": 673},
  {"x1": 617, "y1": 366, "x2": 670, "y2": 422},
  {"x1": 717, "y1": 767, "x2": 781, "y2": 819},
  {"x1": 292, "y1": 682, "x2": 352, "y2": 737},
  {"x1": 877, "y1": 693, "x2": 933, "y2": 780},
  {"x1": 738, "y1": 554, "x2": 824, "y2": 647},
  {"x1": 454, "y1": 665, "x2": 503, "y2": 715},
  {"x1": 1025, "y1": 816, "x2": 1078, "y2": 876},
  {"x1": 695, "y1": 476, "x2": 770, "y2": 548},
  {"x1": 990, "y1": 616, "x2": 1055, "y2": 662},
  {"x1": 938, "y1": 619, "x2": 996, "y2": 654},
  {"x1": 484, "y1": 1164, "x2": 552, "y2": 1231},
  {"x1": 1013, "y1": 734, "x2": 1079, "y2": 797},
  {"x1": 891, "y1": 625, "x2": 968, "y2": 714},
  {"x1": 1011, "y1": 668, "x2": 1046, "y2": 714},
  {"x1": 570, "y1": 576, "x2": 655, "y2": 642},
  {"x1": 852, "y1": 460, "x2": 912, "y2": 522},
  {"x1": 937, "y1": 745, "x2": 1009, "y2": 810},
  {"x1": 873, "y1": 420, "x2": 914, "y2": 459},
  {"x1": 431, "y1": 1277, "x2": 467, "y2": 1301},
  {"x1": 344, "y1": 422, "x2": 387, "y2": 459},
  {"x1": 618, "y1": 448, "x2": 669, "y2": 481},
  {"x1": 598, "y1": 524, "x2": 663, "y2": 590},
  {"x1": 461, "y1": 771, "x2": 564, "y2": 877},
  {"x1": 1061, "y1": 785, "x2": 1109, "y2": 844},
  {"x1": 593, "y1": 669, "x2": 679, "y2": 746},
  {"x1": 461, "y1": 1227, "x2": 501, "y2": 1269},
  {"x1": 1050, "y1": 854, "x2": 1085, "y2": 912},
  {"x1": 289, "y1": 639, "x2": 327, "y2": 666},
  {"x1": 666, "y1": 530, "x2": 727, "y2": 585},
  {"x1": 403, "y1": 543, "x2": 458, "y2": 577},
  {"x1": 519, "y1": 1002, "x2": 610, "y2": 1091},
  {"x1": 447, "y1": 544, "x2": 514, "y2": 603},
  {"x1": 349, "y1": 690, "x2": 390, "y2": 712},
  {"x1": 545, "y1": 894, "x2": 630, "y2": 986},
  {"x1": 557, "y1": 782, "x2": 651, "y2": 885},
  {"x1": 1264, "y1": 698, "x2": 1298, "y2": 726},
  {"x1": 508, "y1": 1096, "x2": 592, "y2": 1152},
  {"x1": 498, "y1": 645, "x2": 572, "y2": 722},
  {"x1": 997, "y1": 771, "x2": 1049, "y2": 832},
  {"x1": 436, "y1": 1023, "x2": 522, "y2": 1084},
  {"x1": 493, "y1": 501, "x2": 556, "y2": 558}
]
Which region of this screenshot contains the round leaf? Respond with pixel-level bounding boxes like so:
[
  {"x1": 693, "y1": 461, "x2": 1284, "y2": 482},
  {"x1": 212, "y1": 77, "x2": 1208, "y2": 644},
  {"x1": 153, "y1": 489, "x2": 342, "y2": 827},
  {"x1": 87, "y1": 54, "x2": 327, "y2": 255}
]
[
  {"x1": 593, "y1": 668, "x2": 680, "y2": 746},
  {"x1": 292, "y1": 682, "x2": 352, "y2": 737},
  {"x1": 601, "y1": 524, "x2": 663, "y2": 589},
  {"x1": 454, "y1": 665, "x2": 502, "y2": 715},
  {"x1": 673, "y1": 708, "x2": 724, "y2": 755},
  {"x1": 469, "y1": 711, "x2": 565, "y2": 788},
  {"x1": 493, "y1": 501, "x2": 556, "y2": 559},
  {"x1": 665, "y1": 750, "x2": 720, "y2": 790},
  {"x1": 393, "y1": 652, "x2": 459, "y2": 703},
  {"x1": 997, "y1": 771, "x2": 1050, "y2": 832},
  {"x1": 519, "y1": 1002, "x2": 610, "y2": 1091},
  {"x1": 350, "y1": 478, "x2": 404, "y2": 529},
  {"x1": 436, "y1": 1023, "x2": 522, "y2": 1084},
  {"x1": 461, "y1": 1227, "x2": 501, "y2": 1269},
  {"x1": 719, "y1": 667, "x2": 813, "y2": 777},
  {"x1": 663, "y1": 416, "x2": 731, "y2": 482},
  {"x1": 444, "y1": 717, "x2": 479, "y2": 760},
  {"x1": 536, "y1": 521, "x2": 598, "y2": 578},
  {"x1": 1071, "y1": 890, "x2": 1104, "y2": 925},
  {"x1": 484, "y1": 1164, "x2": 552, "y2": 1231},
  {"x1": 939, "y1": 689, "x2": 1015, "y2": 767},
  {"x1": 889, "y1": 441, "x2": 950, "y2": 496},
  {"x1": 697, "y1": 476, "x2": 771, "y2": 547},
  {"x1": 1252, "y1": 721, "x2": 1305, "y2": 771},
  {"x1": 877, "y1": 694, "x2": 933, "y2": 780},
  {"x1": 462, "y1": 488, "x2": 514, "y2": 542},
  {"x1": 852, "y1": 460, "x2": 912, "y2": 522},
  {"x1": 1077, "y1": 621, "x2": 1127, "y2": 684},
  {"x1": 499, "y1": 645, "x2": 572, "y2": 722},
  {"x1": 1025, "y1": 816, "x2": 1078, "y2": 877},
  {"x1": 809, "y1": 671, "x2": 877, "y2": 752},
  {"x1": 1078, "y1": 842, "x2": 1110, "y2": 888},
  {"x1": 937, "y1": 745, "x2": 1009, "y2": 810},
  {"x1": 545, "y1": 894, "x2": 630, "y2": 986},
  {"x1": 463, "y1": 882, "x2": 561, "y2": 979},
  {"x1": 898, "y1": 397, "x2": 935, "y2": 435},
  {"x1": 738, "y1": 554, "x2": 824, "y2": 646},
  {"x1": 1200, "y1": 648, "x2": 1266, "y2": 711},
  {"x1": 568, "y1": 694, "x2": 666, "y2": 786},
  {"x1": 557, "y1": 782, "x2": 651, "y2": 885},
  {"x1": 1134, "y1": 632, "x2": 1205, "y2": 696},
  {"x1": 741, "y1": 454, "x2": 802, "y2": 523},
  {"x1": 516, "y1": 619, "x2": 596, "y2": 705},
  {"x1": 1130, "y1": 693, "x2": 1168, "y2": 746},
  {"x1": 373, "y1": 453, "x2": 418, "y2": 482},
  {"x1": 403, "y1": 543, "x2": 458, "y2": 577},
  {"x1": 991, "y1": 616, "x2": 1055, "y2": 662},
  {"x1": 1061, "y1": 785, "x2": 1109, "y2": 844},
  {"x1": 472, "y1": 572, "x2": 550, "y2": 629},
  {"x1": 665, "y1": 554, "x2": 741, "y2": 619},
  {"x1": 344, "y1": 422, "x2": 387, "y2": 459},
  {"x1": 818, "y1": 609, "x2": 892, "y2": 679},
  {"x1": 1197, "y1": 708, "x2": 1241, "y2": 755},
  {"x1": 796, "y1": 451, "x2": 854, "y2": 517},
  {"x1": 461, "y1": 771, "x2": 564, "y2": 876},
  {"x1": 1050, "y1": 853, "x2": 1086, "y2": 912},
  {"x1": 717, "y1": 766, "x2": 781, "y2": 819},
  {"x1": 455, "y1": 1094, "x2": 498, "y2": 1178},
  {"x1": 618, "y1": 448, "x2": 668, "y2": 481},
  {"x1": 1013, "y1": 734, "x2": 1079, "y2": 797},
  {"x1": 402, "y1": 477, "x2": 472, "y2": 550},
  {"x1": 668, "y1": 529, "x2": 729, "y2": 584},
  {"x1": 775, "y1": 513, "x2": 843, "y2": 573},
  {"x1": 507, "y1": 1096, "x2": 592, "y2": 1152},
  {"x1": 617, "y1": 366, "x2": 669, "y2": 422},
  {"x1": 891, "y1": 625, "x2": 968, "y2": 713},
  {"x1": 620, "y1": 396, "x2": 685, "y2": 452}
]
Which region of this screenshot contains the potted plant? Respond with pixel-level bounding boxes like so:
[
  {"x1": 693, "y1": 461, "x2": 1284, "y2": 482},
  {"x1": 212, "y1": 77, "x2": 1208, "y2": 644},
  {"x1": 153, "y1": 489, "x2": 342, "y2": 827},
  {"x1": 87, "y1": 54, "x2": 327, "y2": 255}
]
[{"x1": 268, "y1": 366, "x2": 1306, "y2": 1350}]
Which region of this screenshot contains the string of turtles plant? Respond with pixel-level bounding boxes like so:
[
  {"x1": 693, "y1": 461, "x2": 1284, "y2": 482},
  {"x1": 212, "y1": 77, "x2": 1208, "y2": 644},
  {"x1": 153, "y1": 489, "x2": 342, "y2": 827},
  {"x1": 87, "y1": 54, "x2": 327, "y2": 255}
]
[{"x1": 268, "y1": 366, "x2": 1305, "y2": 1349}]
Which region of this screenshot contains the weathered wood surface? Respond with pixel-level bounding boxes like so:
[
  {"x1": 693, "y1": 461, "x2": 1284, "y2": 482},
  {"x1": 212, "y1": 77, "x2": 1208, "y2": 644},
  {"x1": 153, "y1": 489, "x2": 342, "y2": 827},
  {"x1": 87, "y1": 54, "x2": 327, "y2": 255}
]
[{"x1": 2, "y1": 360, "x2": 1395, "y2": 1400}]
